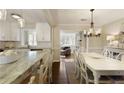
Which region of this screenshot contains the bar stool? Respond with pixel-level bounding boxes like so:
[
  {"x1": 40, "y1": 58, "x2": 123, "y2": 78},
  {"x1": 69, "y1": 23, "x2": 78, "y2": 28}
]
[{"x1": 28, "y1": 76, "x2": 36, "y2": 84}]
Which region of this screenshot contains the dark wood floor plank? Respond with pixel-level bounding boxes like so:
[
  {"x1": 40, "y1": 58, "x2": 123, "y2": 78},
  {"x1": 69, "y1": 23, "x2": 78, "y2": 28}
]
[
  {"x1": 52, "y1": 62, "x2": 68, "y2": 84},
  {"x1": 52, "y1": 55, "x2": 80, "y2": 84}
]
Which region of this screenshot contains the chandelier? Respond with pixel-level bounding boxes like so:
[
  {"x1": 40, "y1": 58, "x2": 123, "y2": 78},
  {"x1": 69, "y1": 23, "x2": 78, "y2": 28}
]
[{"x1": 84, "y1": 9, "x2": 101, "y2": 37}]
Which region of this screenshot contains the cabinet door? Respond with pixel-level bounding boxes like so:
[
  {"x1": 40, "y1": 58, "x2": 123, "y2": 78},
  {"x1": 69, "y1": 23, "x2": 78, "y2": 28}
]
[
  {"x1": 0, "y1": 22, "x2": 5, "y2": 40},
  {"x1": 0, "y1": 22, "x2": 20, "y2": 41},
  {"x1": 0, "y1": 22, "x2": 11, "y2": 41},
  {"x1": 36, "y1": 23, "x2": 50, "y2": 41},
  {"x1": 10, "y1": 23, "x2": 20, "y2": 41},
  {"x1": 36, "y1": 23, "x2": 44, "y2": 41},
  {"x1": 43, "y1": 23, "x2": 50, "y2": 41}
]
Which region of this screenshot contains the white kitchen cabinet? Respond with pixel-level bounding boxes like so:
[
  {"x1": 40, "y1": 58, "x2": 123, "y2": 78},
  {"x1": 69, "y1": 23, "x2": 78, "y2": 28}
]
[
  {"x1": 10, "y1": 23, "x2": 20, "y2": 41},
  {"x1": 0, "y1": 22, "x2": 10, "y2": 41},
  {"x1": 36, "y1": 23, "x2": 51, "y2": 41},
  {"x1": 0, "y1": 22, "x2": 20, "y2": 41}
]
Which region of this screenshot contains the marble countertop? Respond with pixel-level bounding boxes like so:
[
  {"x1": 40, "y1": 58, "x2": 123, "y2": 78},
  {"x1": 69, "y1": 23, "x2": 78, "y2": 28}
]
[
  {"x1": 105, "y1": 46, "x2": 124, "y2": 50},
  {"x1": 0, "y1": 50, "x2": 47, "y2": 84}
]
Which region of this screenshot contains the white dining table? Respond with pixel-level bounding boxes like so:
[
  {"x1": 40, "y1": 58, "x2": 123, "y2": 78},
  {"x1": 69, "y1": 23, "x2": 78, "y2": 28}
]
[{"x1": 81, "y1": 52, "x2": 124, "y2": 84}]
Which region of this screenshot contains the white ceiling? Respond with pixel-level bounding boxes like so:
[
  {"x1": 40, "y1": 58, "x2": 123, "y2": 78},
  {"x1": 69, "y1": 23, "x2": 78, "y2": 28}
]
[
  {"x1": 49, "y1": 9, "x2": 124, "y2": 30},
  {"x1": 4, "y1": 9, "x2": 124, "y2": 30},
  {"x1": 57, "y1": 9, "x2": 124, "y2": 26},
  {"x1": 6, "y1": 9, "x2": 47, "y2": 28}
]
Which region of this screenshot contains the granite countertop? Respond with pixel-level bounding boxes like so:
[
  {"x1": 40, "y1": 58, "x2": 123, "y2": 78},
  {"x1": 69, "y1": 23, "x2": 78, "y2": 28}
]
[
  {"x1": 2, "y1": 47, "x2": 44, "y2": 50},
  {"x1": 105, "y1": 46, "x2": 124, "y2": 50},
  {"x1": 0, "y1": 50, "x2": 47, "y2": 84}
]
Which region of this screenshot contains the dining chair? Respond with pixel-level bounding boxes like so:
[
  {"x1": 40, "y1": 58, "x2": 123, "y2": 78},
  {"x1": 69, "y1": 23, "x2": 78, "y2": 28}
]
[
  {"x1": 116, "y1": 53, "x2": 124, "y2": 61},
  {"x1": 38, "y1": 50, "x2": 52, "y2": 84},
  {"x1": 73, "y1": 50, "x2": 78, "y2": 72},
  {"x1": 73, "y1": 50, "x2": 81, "y2": 80},
  {"x1": 78, "y1": 53, "x2": 88, "y2": 83},
  {"x1": 109, "y1": 53, "x2": 124, "y2": 84},
  {"x1": 28, "y1": 76, "x2": 36, "y2": 84},
  {"x1": 78, "y1": 53, "x2": 114, "y2": 84},
  {"x1": 102, "y1": 49, "x2": 112, "y2": 58},
  {"x1": 122, "y1": 55, "x2": 124, "y2": 62},
  {"x1": 38, "y1": 64, "x2": 49, "y2": 84},
  {"x1": 47, "y1": 51, "x2": 53, "y2": 83},
  {"x1": 30, "y1": 60, "x2": 41, "y2": 84}
]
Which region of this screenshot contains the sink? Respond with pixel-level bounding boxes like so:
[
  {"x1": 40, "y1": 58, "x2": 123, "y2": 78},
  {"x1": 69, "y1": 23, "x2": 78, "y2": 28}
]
[{"x1": 0, "y1": 55, "x2": 20, "y2": 64}]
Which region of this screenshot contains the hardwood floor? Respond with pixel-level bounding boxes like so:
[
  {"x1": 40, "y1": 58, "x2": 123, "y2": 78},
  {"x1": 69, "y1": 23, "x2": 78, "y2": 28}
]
[
  {"x1": 21, "y1": 54, "x2": 80, "y2": 84},
  {"x1": 52, "y1": 55, "x2": 80, "y2": 84},
  {"x1": 52, "y1": 62, "x2": 68, "y2": 84}
]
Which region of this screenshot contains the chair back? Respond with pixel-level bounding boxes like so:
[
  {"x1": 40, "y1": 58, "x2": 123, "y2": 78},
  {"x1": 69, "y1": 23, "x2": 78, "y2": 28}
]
[
  {"x1": 38, "y1": 49, "x2": 52, "y2": 84},
  {"x1": 78, "y1": 53, "x2": 88, "y2": 83},
  {"x1": 121, "y1": 55, "x2": 124, "y2": 62},
  {"x1": 28, "y1": 76, "x2": 36, "y2": 84},
  {"x1": 38, "y1": 64, "x2": 49, "y2": 84},
  {"x1": 73, "y1": 50, "x2": 80, "y2": 67},
  {"x1": 102, "y1": 49, "x2": 113, "y2": 58},
  {"x1": 116, "y1": 53, "x2": 124, "y2": 61}
]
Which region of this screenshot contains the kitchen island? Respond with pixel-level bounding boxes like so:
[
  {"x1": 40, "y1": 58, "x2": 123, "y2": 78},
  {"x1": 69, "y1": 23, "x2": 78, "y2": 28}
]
[{"x1": 0, "y1": 50, "x2": 49, "y2": 84}]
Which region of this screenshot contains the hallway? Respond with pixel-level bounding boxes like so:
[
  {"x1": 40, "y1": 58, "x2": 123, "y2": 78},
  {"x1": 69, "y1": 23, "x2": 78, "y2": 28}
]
[{"x1": 52, "y1": 56, "x2": 80, "y2": 84}]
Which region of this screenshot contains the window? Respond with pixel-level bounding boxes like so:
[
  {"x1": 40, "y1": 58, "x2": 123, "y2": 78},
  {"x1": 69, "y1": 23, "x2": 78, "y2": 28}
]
[
  {"x1": 60, "y1": 32, "x2": 76, "y2": 47},
  {"x1": 28, "y1": 32, "x2": 37, "y2": 46}
]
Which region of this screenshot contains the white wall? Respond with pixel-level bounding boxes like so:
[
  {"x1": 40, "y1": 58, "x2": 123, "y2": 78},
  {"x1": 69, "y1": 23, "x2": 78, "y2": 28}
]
[
  {"x1": 102, "y1": 19, "x2": 124, "y2": 48},
  {"x1": 102, "y1": 19, "x2": 124, "y2": 35},
  {"x1": 60, "y1": 29, "x2": 105, "y2": 53}
]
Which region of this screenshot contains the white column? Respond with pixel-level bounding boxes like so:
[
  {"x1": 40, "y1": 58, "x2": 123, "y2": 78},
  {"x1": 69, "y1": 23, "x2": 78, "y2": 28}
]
[
  {"x1": 20, "y1": 28, "x2": 25, "y2": 46},
  {"x1": 86, "y1": 36, "x2": 89, "y2": 53},
  {"x1": 52, "y1": 26, "x2": 60, "y2": 62}
]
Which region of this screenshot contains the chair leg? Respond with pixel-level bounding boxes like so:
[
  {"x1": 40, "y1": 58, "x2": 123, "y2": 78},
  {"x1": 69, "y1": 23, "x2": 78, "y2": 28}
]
[
  {"x1": 48, "y1": 73, "x2": 52, "y2": 83},
  {"x1": 75, "y1": 68, "x2": 80, "y2": 80},
  {"x1": 74, "y1": 64, "x2": 77, "y2": 74},
  {"x1": 80, "y1": 75, "x2": 89, "y2": 84},
  {"x1": 85, "y1": 79, "x2": 89, "y2": 84},
  {"x1": 80, "y1": 75, "x2": 85, "y2": 84},
  {"x1": 80, "y1": 75, "x2": 83, "y2": 84}
]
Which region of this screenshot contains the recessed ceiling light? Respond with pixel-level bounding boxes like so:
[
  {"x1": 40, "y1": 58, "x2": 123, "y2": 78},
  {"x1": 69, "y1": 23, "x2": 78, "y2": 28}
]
[{"x1": 11, "y1": 13, "x2": 22, "y2": 19}]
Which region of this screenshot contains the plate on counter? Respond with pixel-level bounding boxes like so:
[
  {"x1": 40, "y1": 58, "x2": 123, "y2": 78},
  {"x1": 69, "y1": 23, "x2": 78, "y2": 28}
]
[{"x1": 0, "y1": 55, "x2": 20, "y2": 64}]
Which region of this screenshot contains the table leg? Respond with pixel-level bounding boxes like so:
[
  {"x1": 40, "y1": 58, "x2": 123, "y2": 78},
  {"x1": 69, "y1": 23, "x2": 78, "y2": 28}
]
[{"x1": 93, "y1": 72, "x2": 100, "y2": 84}]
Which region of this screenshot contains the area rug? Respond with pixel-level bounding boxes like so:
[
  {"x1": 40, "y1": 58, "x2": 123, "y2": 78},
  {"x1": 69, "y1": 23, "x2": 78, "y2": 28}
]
[{"x1": 64, "y1": 61, "x2": 80, "y2": 84}]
